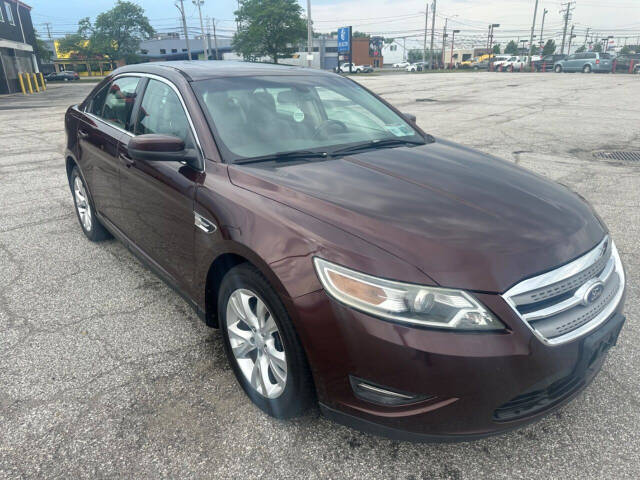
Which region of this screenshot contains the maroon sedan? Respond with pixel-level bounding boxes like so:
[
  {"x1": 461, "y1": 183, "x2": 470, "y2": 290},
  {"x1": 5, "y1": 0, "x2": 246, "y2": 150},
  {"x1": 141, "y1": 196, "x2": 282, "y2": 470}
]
[{"x1": 64, "y1": 61, "x2": 626, "y2": 441}]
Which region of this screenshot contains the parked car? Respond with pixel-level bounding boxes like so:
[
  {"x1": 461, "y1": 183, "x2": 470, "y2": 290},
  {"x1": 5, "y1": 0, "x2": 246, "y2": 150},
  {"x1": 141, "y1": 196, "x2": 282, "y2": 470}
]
[
  {"x1": 393, "y1": 61, "x2": 410, "y2": 69},
  {"x1": 500, "y1": 56, "x2": 527, "y2": 72},
  {"x1": 406, "y1": 62, "x2": 427, "y2": 72},
  {"x1": 490, "y1": 55, "x2": 512, "y2": 70},
  {"x1": 635, "y1": 63, "x2": 640, "y2": 74},
  {"x1": 554, "y1": 52, "x2": 613, "y2": 73},
  {"x1": 337, "y1": 63, "x2": 370, "y2": 73},
  {"x1": 46, "y1": 71, "x2": 80, "y2": 81},
  {"x1": 614, "y1": 53, "x2": 640, "y2": 73},
  {"x1": 533, "y1": 54, "x2": 567, "y2": 72},
  {"x1": 65, "y1": 61, "x2": 626, "y2": 441}
]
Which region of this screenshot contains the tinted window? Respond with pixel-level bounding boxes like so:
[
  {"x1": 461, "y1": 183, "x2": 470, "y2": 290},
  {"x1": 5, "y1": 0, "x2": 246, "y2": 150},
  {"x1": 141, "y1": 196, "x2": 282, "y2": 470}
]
[
  {"x1": 600, "y1": 53, "x2": 611, "y2": 59},
  {"x1": 101, "y1": 77, "x2": 140, "y2": 131},
  {"x1": 586, "y1": 53, "x2": 596, "y2": 59},
  {"x1": 88, "y1": 84, "x2": 109, "y2": 116},
  {"x1": 135, "y1": 79, "x2": 193, "y2": 147}
]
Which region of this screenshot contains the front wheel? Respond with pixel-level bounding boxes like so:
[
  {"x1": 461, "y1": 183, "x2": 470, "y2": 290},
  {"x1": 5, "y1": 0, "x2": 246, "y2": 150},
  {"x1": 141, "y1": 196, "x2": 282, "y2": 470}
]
[
  {"x1": 555, "y1": 65, "x2": 563, "y2": 73},
  {"x1": 70, "y1": 166, "x2": 111, "y2": 242},
  {"x1": 218, "y1": 263, "x2": 314, "y2": 418}
]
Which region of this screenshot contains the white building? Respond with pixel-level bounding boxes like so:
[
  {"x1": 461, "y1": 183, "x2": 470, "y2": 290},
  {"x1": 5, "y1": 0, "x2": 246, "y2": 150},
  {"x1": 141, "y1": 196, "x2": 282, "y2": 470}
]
[{"x1": 382, "y1": 40, "x2": 405, "y2": 65}]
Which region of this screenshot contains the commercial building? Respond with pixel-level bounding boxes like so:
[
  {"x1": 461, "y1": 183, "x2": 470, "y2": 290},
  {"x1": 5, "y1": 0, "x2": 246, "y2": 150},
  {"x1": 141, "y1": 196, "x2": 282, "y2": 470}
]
[
  {"x1": 0, "y1": 0, "x2": 39, "y2": 94},
  {"x1": 382, "y1": 40, "x2": 405, "y2": 66},
  {"x1": 44, "y1": 39, "x2": 117, "y2": 76},
  {"x1": 138, "y1": 37, "x2": 233, "y2": 61}
]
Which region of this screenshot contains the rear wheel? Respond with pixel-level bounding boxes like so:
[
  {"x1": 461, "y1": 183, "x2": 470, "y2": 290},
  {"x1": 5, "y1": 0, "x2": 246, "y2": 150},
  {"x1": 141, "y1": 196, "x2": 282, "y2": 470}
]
[
  {"x1": 583, "y1": 64, "x2": 592, "y2": 73},
  {"x1": 70, "y1": 166, "x2": 111, "y2": 242},
  {"x1": 218, "y1": 263, "x2": 314, "y2": 418}
]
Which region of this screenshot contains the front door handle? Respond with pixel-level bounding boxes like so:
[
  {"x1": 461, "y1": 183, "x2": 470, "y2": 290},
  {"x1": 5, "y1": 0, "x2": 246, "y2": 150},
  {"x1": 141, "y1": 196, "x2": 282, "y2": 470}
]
[
  {"x1": 78, "y1": 129, "x2": 89, "y2": 139},
  {"x1": 119, "y1": 152, "x2": 135, "y2": 168}
]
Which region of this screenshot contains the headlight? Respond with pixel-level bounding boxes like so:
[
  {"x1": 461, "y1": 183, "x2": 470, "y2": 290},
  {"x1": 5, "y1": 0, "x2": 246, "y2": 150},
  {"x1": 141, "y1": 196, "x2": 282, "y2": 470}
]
[{"x1": 314, "y1": 258, "x2": 505, "y2": 331}]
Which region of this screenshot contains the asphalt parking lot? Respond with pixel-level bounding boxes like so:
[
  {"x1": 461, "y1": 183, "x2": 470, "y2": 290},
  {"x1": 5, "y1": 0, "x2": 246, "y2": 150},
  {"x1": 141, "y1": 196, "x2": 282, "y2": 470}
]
[{"x1": 1, "y1": 73, "x2": 639, "y2": 479}]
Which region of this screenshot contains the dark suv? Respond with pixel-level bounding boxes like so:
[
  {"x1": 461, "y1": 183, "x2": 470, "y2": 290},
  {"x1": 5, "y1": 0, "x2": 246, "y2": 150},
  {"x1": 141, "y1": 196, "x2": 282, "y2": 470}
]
[
  {"x1": 533, "y1": 54, "x2": 566, "y2": 72},
  {"x1": 65, "y1": 61, "x2": 626, "y2": 441}
]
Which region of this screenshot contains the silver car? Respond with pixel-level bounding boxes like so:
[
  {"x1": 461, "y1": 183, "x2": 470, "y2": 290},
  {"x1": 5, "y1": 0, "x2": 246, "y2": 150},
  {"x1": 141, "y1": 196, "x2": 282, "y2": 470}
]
[{"x1": 554, "y1": 52, "x2": 613, "y2": 73}]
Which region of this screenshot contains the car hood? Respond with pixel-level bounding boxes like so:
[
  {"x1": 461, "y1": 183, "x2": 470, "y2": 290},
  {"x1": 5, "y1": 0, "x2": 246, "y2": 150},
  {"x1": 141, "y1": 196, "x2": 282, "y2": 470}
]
[{"x1": 228, "y1": 139, "x2": 605, "y2": 293}]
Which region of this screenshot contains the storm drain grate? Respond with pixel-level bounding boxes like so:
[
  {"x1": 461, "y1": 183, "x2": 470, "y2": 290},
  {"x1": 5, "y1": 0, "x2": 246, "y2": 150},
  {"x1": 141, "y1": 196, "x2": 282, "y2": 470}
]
[{"x1": 593, "y1": 151, "x2": 640, "y2": 162}]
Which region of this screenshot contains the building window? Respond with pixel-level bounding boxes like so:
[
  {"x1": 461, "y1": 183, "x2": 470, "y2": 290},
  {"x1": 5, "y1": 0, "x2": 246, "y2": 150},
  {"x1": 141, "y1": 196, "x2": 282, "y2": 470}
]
[
  {"x1": 160, "y1": 49, "x2": 166, "y2": 54},
  {"x1": 182, "y1": 49, "x2": 187, "y2": 52},
  {"x1": 171, "y1": 48, "x2": 177, "y2": 53},
  {"x1": 4, "y1": 2, "x2": 15, "y2": 25},
  {"x1": 140, "y1": 49, "x2": 148, "y2": 54},
  {"x1": 390, "y1": 45, "x2": 397, "y2": 51},
  {"x1": 0, "y1": 4, "x2": 4, "y2": 22}
]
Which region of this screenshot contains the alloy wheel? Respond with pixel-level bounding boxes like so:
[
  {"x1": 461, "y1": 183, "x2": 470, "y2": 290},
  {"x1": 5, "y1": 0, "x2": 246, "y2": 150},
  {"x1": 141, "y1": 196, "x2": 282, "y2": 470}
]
[
  {"x1": 225, "y1": 289, "x2": 287, "y2": 399},
  {"x1": 73, "y1": 176, "x2": 92, "y2": 232}
]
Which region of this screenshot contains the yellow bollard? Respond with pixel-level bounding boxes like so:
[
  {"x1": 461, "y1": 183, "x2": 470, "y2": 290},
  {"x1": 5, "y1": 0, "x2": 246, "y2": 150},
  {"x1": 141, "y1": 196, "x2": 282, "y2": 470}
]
[
  {"x1": 24, "y1": 72, "x2": 33, "y2": 94},
  {"x1": 18, "y1": 73, "x2": 27, "y2": 95},
  {"x1": 39, "y1": 72, "x2": 46, "y2": 91},
  {"x1": 32, "y1": 73, "x2": 40, "y2": 92}
]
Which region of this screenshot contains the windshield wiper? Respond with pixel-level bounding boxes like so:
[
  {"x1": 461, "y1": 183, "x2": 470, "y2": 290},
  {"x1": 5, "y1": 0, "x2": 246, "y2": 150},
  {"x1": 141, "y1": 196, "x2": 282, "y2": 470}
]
[
  {"x1": 234, "y1": 150, "x2": 330, "y2": 165},
  {"x1": 331, "y1": 138, "x2": 426, "y2": 156}
]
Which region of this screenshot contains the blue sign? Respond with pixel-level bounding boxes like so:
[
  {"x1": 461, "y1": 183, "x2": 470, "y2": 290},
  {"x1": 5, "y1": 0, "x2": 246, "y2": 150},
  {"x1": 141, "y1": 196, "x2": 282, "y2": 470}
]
[{"x1": 337, "y1": 27, "x2": 350, "y2": 53}]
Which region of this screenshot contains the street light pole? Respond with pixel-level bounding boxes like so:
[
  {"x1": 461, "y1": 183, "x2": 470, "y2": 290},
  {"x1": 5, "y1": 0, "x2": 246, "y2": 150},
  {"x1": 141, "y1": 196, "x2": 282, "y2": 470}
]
[
  {"x1": 307, "y1": 0, "x2": 313, "y2": 67},
  {"x1": 528, "y1": 0, "x2": 539, "y2": 65},
  {"x1": 441, "y1": 17, "x2": 448, "y2": 69},
  {"x1": 422, "y1": 2, "x2": 429, "y2": 65},
  {"x1": 450, "y1": 30, "x2": 460, "y2": 69},
  {"x1": 175, "y1": 0, "x2": 192, "y2": 61},
  {"x1": 193, "y1": 0, "x2": 209, "y2": 60},
  {"x1": 429, "y1": 0, "x2": 437, "y2": 69}
]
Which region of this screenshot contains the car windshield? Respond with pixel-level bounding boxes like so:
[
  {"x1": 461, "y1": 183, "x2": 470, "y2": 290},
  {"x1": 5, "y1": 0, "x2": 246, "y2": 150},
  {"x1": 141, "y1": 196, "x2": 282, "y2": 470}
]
[{"x1": 192, "y1": 75, "x2": 424, "y2": 162}]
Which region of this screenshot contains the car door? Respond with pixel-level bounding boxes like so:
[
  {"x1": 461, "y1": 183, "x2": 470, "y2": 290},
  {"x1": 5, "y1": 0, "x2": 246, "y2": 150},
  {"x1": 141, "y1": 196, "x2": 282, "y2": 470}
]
[
  {"x1": 117, "y1": 77, "x2": 201, "y2": 292},
  {"x1": 78, "y1": 77, "x2": 140, "y2": 223}
]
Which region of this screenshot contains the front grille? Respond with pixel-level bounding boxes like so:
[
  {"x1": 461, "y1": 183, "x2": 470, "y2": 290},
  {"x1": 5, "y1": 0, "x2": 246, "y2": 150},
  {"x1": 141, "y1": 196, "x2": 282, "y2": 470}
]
[{"x1": 503, "y1": 236, "x2": 625, "y2": 345}]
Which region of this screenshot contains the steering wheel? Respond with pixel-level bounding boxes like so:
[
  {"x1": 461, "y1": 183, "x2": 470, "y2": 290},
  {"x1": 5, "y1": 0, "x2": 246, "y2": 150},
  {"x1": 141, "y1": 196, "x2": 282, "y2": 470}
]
[{"x1": 313, "y1": 119, "x2": 348, "y2": 139}]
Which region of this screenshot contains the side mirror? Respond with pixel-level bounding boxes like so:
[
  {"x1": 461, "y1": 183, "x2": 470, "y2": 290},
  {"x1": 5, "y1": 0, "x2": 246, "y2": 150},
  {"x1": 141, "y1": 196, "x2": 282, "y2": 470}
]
[
  {"x1": 127, "y1": 134, "x2": 197, "y2": 162},
  {"x1": 402, "y1": 112, "x2": 417, "y2": 124}
]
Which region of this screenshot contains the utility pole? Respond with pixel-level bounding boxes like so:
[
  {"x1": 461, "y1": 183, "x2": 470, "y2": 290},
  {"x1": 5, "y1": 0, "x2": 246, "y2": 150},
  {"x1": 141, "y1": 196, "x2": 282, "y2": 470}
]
[
  {"x1": 422, "y1": 2, "x2": 429, "y2": 65},
  {"x1": 584, "y1": 27, "x2": 591, "y2": 47},
  {"x1": 560, "y1": 2, "x2": 574, "y2": 55},
  {"x1": 175, "y1": 0, "x2": 192, "y2": 60},
  {"x1": 44, "y1": 22, "x2": 53, "y2": 41},
  {"x1": 450, "y1": 30, "x2": 460, "y2": 69},
  {"x1": 528, "y1": 0, "x2": 539, "y2": 65},
  {"x1": 212, "y1": 18, "x2": 219, "y2": 60},
  {"x1": 429, "y1": 0, "x2": 437, "y2": 69},
  {"x1": 441, "y1": 17, "x2": 448, "y2": 69},
  {"x1": 307, "y1": 0, "x2": 313, "y2": 67},
  {"x1": 193, "y1": 0, "x2": 209, "y2": 60},
  {"x1": 567, "y1": 24, "x2": 576, "y2": 55},
  {"x1": 539, "y1": 8, "x2": 548, "y2": 50}
]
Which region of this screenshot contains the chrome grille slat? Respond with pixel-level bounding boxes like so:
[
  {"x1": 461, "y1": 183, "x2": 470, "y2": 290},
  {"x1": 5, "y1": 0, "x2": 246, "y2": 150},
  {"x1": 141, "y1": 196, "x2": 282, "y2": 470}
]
[{"x1": 503, "y1": 236, "x2": 625, "y2": 346}]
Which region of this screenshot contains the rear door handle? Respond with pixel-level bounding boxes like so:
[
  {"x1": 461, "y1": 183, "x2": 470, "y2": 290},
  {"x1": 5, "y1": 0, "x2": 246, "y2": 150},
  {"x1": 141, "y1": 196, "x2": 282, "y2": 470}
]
[
  {"x1": 78, "y1": 129, "x2": 89, "y2": 139},
  {"x1": 119, "y1": 152, "x2": 135, "y2": 168}
]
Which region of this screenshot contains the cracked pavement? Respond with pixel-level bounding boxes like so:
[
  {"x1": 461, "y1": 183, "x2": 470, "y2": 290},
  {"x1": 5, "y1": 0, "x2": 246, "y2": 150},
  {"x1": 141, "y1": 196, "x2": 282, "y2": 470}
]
[{"x1": 0, "y1": 73, "x2": 639, "y2": 479}]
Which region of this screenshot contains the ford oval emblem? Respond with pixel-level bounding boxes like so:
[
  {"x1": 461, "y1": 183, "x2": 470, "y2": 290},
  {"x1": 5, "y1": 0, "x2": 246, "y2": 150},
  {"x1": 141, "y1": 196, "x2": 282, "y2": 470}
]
[{"x1": 584, "y1": 282, "x2": 605, "y2": 305}]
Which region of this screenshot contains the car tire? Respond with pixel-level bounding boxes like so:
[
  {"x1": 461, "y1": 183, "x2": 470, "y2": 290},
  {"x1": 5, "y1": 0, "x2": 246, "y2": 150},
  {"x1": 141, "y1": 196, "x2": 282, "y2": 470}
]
[
  {"x1": 473, "y1": 66, "x2": 479, "y2": 71},
  {"x1": 583, "y1": 64, "x2": 592, "y2": 73},
  {"x1": 555, "y1": 65, "x2": 563, "y2": 73},
  {"x1": 218, "y1": 263, "x2": 314, "y2": 419},
  {"x1": 70, "y1": 166, "x2": 112, "y2": 242}
]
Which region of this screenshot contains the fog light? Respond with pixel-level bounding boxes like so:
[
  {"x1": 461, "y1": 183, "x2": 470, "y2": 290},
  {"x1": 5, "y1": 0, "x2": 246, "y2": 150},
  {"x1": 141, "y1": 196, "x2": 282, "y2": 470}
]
[{"x1": 349, "y1": 376, "x2": 433, "y2": 407}]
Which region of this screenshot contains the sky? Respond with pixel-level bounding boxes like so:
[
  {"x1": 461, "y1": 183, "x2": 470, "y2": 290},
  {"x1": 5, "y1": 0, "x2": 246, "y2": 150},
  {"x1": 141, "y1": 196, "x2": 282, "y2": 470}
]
[{"x1": 28, "y1": 0, "x2": 640, "y2": 49}]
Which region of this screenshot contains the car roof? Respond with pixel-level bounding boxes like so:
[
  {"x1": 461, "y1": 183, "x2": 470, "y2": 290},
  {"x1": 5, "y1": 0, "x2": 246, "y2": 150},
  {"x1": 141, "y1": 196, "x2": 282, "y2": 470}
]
[{"x1": 112, "y1": 60, "x2": 336, "y2": 81}]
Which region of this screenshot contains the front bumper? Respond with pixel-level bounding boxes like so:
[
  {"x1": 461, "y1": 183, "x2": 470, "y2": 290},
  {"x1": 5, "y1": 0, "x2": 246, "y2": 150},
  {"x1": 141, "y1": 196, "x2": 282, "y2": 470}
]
[{"x1": 291, "y1": 289, "x2": 626, "y2": 441}]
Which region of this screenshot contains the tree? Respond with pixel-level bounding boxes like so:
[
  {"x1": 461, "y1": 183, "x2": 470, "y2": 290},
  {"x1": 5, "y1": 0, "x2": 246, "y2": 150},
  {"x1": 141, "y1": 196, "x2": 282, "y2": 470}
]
[
  {"x1": 408, "y1": 49, "x2": 422, "y2": 63},
  {"x1": 233, "y1": 0, "x2": 307, "y2": 63},
  {"x1": 575, "y1": 45, "x2": 586, "y2": 53},
  {"x1": 492, "y1": 44, "x2": 501, "y2": 54},
  {"x1": 504, "y1": 40, "x2": 518, "y2": 55},
  {"x1": 593, "y1": 42, "x2": 602, "y2": 53},
  {"x1": 542, "y1": 39, "x2": 556, "y2": 55},
  {"x1": 619, "y1": 45, "x2": 631, "y2": 55},
  {"x1": 34, "y1": 31, "x2": 52, "y2": 63},
  {"x1": 91, "y1": 1, "x2": 154, "y2": 62}
]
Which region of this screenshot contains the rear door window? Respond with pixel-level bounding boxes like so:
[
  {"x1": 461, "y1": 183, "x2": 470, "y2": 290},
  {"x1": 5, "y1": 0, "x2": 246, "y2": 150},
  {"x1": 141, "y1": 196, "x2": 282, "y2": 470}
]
[
  {"x1": 101, "y1": 76, "x2": 141, "y2": 131},
  {"x1": 88, "y1": 84, "x2": 109, "y2": 116}
]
